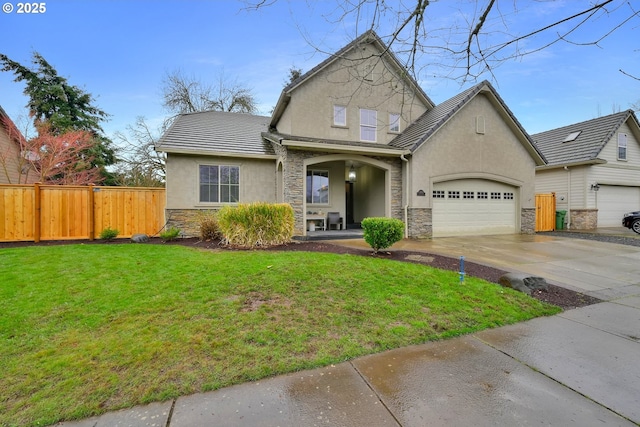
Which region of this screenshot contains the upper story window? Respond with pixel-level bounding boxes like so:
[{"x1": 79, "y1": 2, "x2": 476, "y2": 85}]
[
  {"x1": 333, "y1": 105, "x2": 346, "y2": 127},
  {"x1": 389, "y1": 113, "x2": 400, "y2": 133},
  {"x1": 618, "y1": 133, "x2": 627, "y2": 160},
  {"x1": 360, "y1": 109, "x2": 377, "y2": 142},
  {"x1": 306, "y1": 170, "x2": 329, "y2": 204},
  {"x1": 199, "y1": 165, "x2": 239, "y2": 203}
]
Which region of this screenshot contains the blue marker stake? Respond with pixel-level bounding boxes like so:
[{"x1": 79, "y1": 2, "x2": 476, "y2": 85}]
[{"x1": 459, "y1": 256, "x2": 465, "y2": 283}]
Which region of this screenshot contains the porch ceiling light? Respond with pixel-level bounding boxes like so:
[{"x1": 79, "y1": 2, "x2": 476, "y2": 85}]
[{"x1": 348, "y1": 165, "x2": 357, "y2": 182}]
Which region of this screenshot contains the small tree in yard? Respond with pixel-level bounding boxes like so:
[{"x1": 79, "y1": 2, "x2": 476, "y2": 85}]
[{"x1": 361, "y1": 217, "x2": 405, "y2": 254}]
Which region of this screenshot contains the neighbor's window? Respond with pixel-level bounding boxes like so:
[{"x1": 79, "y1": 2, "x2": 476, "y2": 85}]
[
  {"x1": 360, "y1": 109, "x2": 377, "y2": 142},
  {"x1": 334, "y1": 105, "x2": 346, "y2": 126},
  {"x1": 306, "y1": 170, "x2": 329, "y2": 204},
  {"x1": 199, "y1": 165, "x2": 239, "y2": 203},
  {"x1": 389, "y1": 113, "x2": 400, "y2": 133},
  {"x1": 618, "y1": 133, "x2": 627, "y2": 160}
]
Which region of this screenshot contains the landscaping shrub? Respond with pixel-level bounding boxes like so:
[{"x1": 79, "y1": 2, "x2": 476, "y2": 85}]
[
  {"x1": 217, "y1": 202, "x2": 294, "y2": 248},
  {"x1": 99, "y1": 226, "x2": 119, "y2": 241},
  {"x1": 196, "y1": 210, "x2": 220, "y2": 241},
  {"x1": 361, "y1": 217, "x2": 405, "y2": 254},
  {"x1": 159, "y1": 227, "x2": 181, "y2": 242}
]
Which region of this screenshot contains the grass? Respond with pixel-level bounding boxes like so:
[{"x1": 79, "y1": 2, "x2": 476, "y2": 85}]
[{"x1": 0, "y1": 244, "x2": 560, "y2": 426}]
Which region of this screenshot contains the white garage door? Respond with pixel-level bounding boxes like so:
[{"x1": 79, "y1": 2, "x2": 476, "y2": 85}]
[
  {"x1": 433, "y1": 180, "x2": 517, "y2": 237},
  {"x1": 598, "y1": 185, "x2": 640, "y2": 227}
]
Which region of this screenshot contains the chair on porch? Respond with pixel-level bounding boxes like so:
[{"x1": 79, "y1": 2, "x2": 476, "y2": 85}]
[{"x1": 326, "y1": 212, "x2": 343, "y2": 230}]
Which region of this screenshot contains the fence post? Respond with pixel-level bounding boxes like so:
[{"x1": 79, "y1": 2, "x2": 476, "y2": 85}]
[
  {"x1": 34, "y1": 182, "x2": 41, "y2": 243},
  {"x1": 89, "y1": 184, "x2": 95, "y2": 240}
]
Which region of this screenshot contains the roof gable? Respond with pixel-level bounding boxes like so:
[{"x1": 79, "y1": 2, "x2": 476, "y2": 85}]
[
  {"x1": 270, "y1": 30, "x2": 434, "y2": 128},
  {"x1": 156, "y1": 110, "x2": 275, "y2": 157},
  {"x1": 389, "y1": 81, "x2": 546, "y2": 164},
  {"x1": 532, "y1": 110, "x2": 640, "y2": 166}
]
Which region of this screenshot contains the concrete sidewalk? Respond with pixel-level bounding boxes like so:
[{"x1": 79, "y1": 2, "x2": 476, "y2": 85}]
[{"x1": 56, "y1": 234, "x2": 640, "y2": 426}]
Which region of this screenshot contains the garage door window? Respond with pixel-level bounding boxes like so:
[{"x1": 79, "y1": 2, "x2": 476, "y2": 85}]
[
  {"x1": 478, "y1": 192, "x2": 488, "y2": 199},
  {"x1": 433, "y1": 190, "x2": 445, "y2": 198},
  {"x1": 491, "y1": 192, "x2": 501, "y2": 199},
  {"x1": 448, "y1": 191, "x2": 460, "y2": 199},
  {"x1": 504, "y1": 192, "x2": 514, "y2": 200},
  {"x1": 463, "y1": 191, "x2": 474, "y2": 199}
]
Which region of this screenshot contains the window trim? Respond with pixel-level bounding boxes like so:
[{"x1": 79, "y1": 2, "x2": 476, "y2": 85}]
[
  {"x1": 618, "y1": 133, "x2": 628, "y2": 161},
  {"x1": 360, "y1": 108, "x2": 377, "y2": 142},
  {"x1": 198, "y1": 164, "x2": 240, "y2": 204},
  {"x1": 389, "y1": 112, "x2": 400, "y2": 133},
  {"x1": 306, "y1": 169, "x2": 330, "y2": 205},
  {"x1": 333, "y1": 105, "x2": 347, "y2": 127}
]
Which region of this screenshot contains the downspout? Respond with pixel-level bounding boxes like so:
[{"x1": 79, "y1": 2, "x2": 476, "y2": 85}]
[
  {"x1": 564, "y1": 166, "x2": 571, "y2": 229},
  {"x1": 401, "y1": 154, "x2": 409, "y2": 238}
]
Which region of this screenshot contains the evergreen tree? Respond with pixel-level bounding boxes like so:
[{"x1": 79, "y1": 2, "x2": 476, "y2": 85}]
[{"x1": 0, "y1": 52, "x2": 116, "y2": 182}]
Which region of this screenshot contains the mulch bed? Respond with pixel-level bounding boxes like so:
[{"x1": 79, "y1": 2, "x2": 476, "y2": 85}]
[{"x1": 0, "y1": 237, "x2": 602, "y2": 310}]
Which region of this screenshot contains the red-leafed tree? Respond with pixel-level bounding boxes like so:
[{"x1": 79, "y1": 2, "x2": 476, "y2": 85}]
[{"x1": 27, "y1": 122, "x2": 103, "y2": 185}]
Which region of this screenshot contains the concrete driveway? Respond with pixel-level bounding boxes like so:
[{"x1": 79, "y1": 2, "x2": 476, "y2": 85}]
[{"x1": 332, "y1": 230, "x2": 640, "y2": 301}]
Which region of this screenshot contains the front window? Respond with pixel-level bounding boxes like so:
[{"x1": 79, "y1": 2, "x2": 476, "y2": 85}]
[
  {"x1": 306, "y1": 170, "x2": 329, "y2": 204},
  {"x1": 389, "y1": 113, "x2": 400, "y2": 132},
  {"x1": 618, "y1": 133, "x2": 627, "y2": 160},
  {"x1": 360, "y1": 109, "x2": 377, "y2": 142},
  {"x1": 333, "y1": 105, "x2": 346, "y2": 126},
  {"x1": 199, "y1": 165, "x2": 239, "y2": 203}
]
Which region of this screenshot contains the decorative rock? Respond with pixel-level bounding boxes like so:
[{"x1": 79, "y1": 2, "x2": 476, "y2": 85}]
[
  {"x1": 499, "y1": 273, "x2": 549, "y2": 295},
  {"x1": 131, "y1": 233, "x2": 150, "y2": 243}
]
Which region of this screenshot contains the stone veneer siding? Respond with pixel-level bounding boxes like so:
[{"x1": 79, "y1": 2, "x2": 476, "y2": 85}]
[
  {"x1": 165, "y1": 208, "x2": 219, "y2": 238},
  {"x1": 521, "y1": 208, "x2": 536, "y2": 235},
  {"x1": 568, "y1": 209, "x2": 598, "y2": 230},
  {"x1": 407, "y1": 207, "x2": 432, "y2": 238},
  {"x1": 282, "y1": 149, "x2": 404, "y2": 236}
]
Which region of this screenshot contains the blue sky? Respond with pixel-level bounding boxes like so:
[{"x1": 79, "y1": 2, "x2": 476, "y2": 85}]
[{"x1": 1, "y1": 0, "x2": 638, "y2": 143}]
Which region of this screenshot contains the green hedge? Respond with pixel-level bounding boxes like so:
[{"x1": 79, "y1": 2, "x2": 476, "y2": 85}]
[
  {"x1": 217, "y1": 202, "x2": 295, "y2": 248},
  {"x1": 361, "y1": 217, "x2": 405, "y2": 253}
]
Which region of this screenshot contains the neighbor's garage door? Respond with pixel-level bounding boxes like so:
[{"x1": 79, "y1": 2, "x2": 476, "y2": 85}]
[
  {"x1": 433, "y1": 179, "x2": 517, "y2": 237},
  {"x1": 597, "y1": 185, "x2": 640, "y2": 227}
]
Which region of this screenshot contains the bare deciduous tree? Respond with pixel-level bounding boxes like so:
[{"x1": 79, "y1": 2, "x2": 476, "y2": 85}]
[
  {"x1": 161, "y1": 69, "x2": 258, "y2": 115},
  {"x1": 245, "y1": 0, "x2": 639, "y2": 82},
  {"x1": 112, "y1": 117, "x2": 166, "y2": 187}
]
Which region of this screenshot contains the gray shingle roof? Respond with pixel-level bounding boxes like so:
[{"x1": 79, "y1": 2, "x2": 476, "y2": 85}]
[
  {"x1": 156, "y1": 110, "x2": 275, "y2": 157},
  {"x1": 389, "y1": 81, "x2": 544, "y2": 164},
  {"x1": 532, "y1": 110, "x2": 637, "y2": 166}
]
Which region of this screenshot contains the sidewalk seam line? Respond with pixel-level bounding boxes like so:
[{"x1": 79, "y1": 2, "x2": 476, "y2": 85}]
[
  {"x1": 349, "y1": 361, "x2": 403, "y2": 427},
  {"x1": 165, "y1": 399, "x2": 176, "y2": 427},
  {"x1": 471, "y1": 335, "x2": 636, "y2": 425}
]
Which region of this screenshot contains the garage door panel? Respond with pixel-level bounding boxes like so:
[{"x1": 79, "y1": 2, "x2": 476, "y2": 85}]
[
  {"x1": 433, "y1": 180, "x2": 517, "y2": 237},
  {"x1": 598, "y1": 186, "x2": 640, "y2": 227}
]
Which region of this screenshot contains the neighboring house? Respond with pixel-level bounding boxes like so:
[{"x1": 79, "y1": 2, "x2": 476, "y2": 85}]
[
  {"x1": 533, "y1": 110, "x2": 640, "y2": 229},
  {"x1": 0, "y1": 105, "x2": 35, "y2": 184},
  {"x1": 157, "y1": 31, "x2": 545, "y2": 238}
]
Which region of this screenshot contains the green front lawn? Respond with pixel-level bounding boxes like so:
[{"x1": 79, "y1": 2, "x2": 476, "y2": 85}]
[{"x1": 0, "y1": 244, "x2": 560, "y2": 426}]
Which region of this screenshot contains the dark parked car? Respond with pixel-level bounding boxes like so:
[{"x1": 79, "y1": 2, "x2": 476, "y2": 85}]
[{"x1": 622, "y1": 211, "x2": 640, "y2": 234}]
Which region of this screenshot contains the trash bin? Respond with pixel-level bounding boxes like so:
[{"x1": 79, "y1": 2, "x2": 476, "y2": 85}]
[{"x1": 556, "y1": 210, "x2": 567, "y2": 230}]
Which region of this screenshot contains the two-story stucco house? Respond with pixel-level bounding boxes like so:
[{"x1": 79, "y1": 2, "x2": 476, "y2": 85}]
[
  {"x1": 157, "y1": 31, "x2": 545, "y2": 239},
  {"x1": 533, "y1": 109, "x2": 640, "y2": 229}
]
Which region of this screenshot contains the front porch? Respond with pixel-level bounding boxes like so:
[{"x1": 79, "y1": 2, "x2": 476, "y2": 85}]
[{"x1": 295, "y1": 227, "x2": 364, "y2": 241}]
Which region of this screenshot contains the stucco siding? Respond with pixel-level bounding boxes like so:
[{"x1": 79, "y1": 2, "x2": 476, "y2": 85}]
[
  {"x1": 165, "y1": 154, "x2": 277, "y2": 209},
  {"x1": 409, "y1": 93, "x2": 536, "y2": 208},
  {"x1": 279, "y1": 43, "x2": 428, "y2": 143}
]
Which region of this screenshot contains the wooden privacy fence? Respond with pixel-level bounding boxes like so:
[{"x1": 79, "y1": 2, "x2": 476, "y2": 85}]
[
  {"x1": 535, "y1": 193, "x2": 556, "y2": 232},
  {"x1": 0, "y1": 184, "x2": 165, "y2": 242}
]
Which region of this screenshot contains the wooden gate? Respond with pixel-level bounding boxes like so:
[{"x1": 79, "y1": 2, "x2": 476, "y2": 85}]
[{"x1": 535, "y1": 193, "x2": 556, "y2": 232}]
